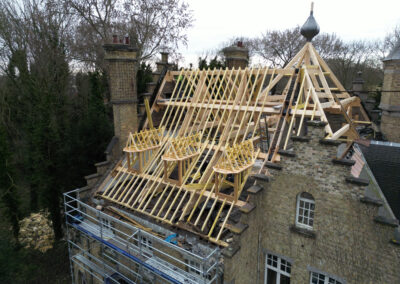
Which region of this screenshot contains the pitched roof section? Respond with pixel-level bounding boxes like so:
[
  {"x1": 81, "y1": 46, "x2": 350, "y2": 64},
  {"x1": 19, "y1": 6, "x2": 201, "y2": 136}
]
[
  {"x1": 359, "y1": 141, "x2": 400, "y2": 220},
  {"x1": 95, "y1": 43, "x2": 371, "y2": 247}
]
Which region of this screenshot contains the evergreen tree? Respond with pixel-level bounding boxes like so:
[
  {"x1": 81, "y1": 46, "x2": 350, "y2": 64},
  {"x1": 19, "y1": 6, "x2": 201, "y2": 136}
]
[{"x1": 0, "y1": 124, "x2": 20, "y2": 240}]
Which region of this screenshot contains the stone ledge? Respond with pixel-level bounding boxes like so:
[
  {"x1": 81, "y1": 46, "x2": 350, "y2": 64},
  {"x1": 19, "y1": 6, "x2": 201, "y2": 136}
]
[
  {"x1": 239, "y1": 203, "x2": 255, "y2": 214},
  {"x1": 264, "y1": 162, "x2": 282, "y2": 170},
  {"x1": 251, "y1": 174, "x2": 270, "y2": 182},
  {"x1": 277, "y1": 149, "x2": 296, "y2": 157},
  {"x1": 374, "y1": 216, "x2": 399, "y2": 227},
  {"x1": 307, "y1": 120, "x2": 327, "y2": 127},
  {"x1": 222, "y1": 243, "x2": 240, "y2": 258},
  {"x1": 105, "y1": 136, "x2": 119, "y2": 155},
  {"x1": 247, "y1": 184, "x2": 263, "y2": 194},
  {"x1": 332, "y1": 158, "x2": 355, "y2": 166},
  {"x1": 360, "y1": 196, "x2": 383, "y2": 206},
  {"x1": 85, "y1": 172, "x2": 101, "y2": 180},
  {"x1": 289, "y1": 225, "x2": 316, "y2": 239},
  {"x1": 225, "y1": 222, "x2": 249, "y2": 235},
  {"x1": 345, "y1": 176, "x2": 369, "y2": 186},
  {"x1": 391, "y1": 229, "x2": 400, "y2": 246},
  {"x1": 94, "y1": 161, "x2": 110, "y2": 167},
  {"x1": 319, "y1": 139, "x2": 341, "y2": 146},
  {"x1": 291, "y1": 136, "x2": 311, "y2": 142}
]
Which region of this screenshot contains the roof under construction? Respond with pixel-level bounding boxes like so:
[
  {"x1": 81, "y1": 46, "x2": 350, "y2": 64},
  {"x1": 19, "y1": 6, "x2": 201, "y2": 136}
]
[{"x1": 94, "y1": 39, "x2": 370, "y2": 247}]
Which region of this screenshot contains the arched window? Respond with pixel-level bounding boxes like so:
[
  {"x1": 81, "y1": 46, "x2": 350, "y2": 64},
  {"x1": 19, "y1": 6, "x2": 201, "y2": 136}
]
[{"x1": 296, "y1": 192, "x2": 315, "y2": 229}]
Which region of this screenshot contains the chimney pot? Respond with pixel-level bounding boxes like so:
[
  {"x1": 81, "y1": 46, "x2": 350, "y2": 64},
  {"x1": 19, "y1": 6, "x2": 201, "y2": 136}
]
[
  {"x1": 237, "y1": 41, "x2": 243, "y2": 47},
  {"x1": 125, "y1": 36, "x2": 130, "y2": 45},
  {"x1": 112, "y1": 35, "x2": 118, "y2": 43}
]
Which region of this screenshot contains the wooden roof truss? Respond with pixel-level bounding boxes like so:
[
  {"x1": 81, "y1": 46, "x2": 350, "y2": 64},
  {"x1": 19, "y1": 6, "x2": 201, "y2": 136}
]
[{"x1": 97, "y1": 43, "x2": 370, "y2": 247}]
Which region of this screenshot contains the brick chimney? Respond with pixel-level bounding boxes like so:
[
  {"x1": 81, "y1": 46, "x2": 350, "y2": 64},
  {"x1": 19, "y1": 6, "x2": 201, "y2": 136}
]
[
  {"x1": 103, "y1": 35, "x2": 139, "y2": 152},
  {"x1": 380, "y1": 42, "x2": 400, "y2": 142},
  {"x1": 222, "y1": 41, "x2": 249, "y2": 69}
]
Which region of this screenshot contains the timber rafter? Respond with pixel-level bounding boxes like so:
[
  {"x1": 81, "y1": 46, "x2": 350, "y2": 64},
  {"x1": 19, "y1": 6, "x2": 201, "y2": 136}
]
[{"x1": 97, "y1": 42, "x2": 370, "y2": 247}]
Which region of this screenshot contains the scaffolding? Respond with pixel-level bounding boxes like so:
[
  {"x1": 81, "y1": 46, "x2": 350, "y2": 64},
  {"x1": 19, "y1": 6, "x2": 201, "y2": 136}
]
[{"x1": 64, "y1": 188, "x2": 222, "y2": 284}]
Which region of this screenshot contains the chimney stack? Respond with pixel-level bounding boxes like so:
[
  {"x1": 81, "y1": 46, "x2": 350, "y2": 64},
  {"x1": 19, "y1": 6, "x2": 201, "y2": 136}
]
[
  {"x1": 222, "y1": 41, "x2": 249, "y2": 69},
  {"x1": 379, "y1": 42, "x2": 400, "y2": 142},
  {"x1": 103, "y1": 35, "x2": 139, "y2": 153}
]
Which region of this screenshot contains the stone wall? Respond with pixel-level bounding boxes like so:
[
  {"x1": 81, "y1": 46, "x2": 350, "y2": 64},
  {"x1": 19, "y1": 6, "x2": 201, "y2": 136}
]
[
  {"x1": 380, "y1": 60, "x2": 400, "y2": 142},
  {"x1": 223, "y1": 121, "x2": 400, "y2": 283}
]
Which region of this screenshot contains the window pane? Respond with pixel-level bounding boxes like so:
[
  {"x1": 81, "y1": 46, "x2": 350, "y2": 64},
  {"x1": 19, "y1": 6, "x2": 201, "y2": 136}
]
[
  {"x1": 267, "y1": 269, "x2": 277, "y2": 284},
  {"x1": 280, "y1": 274, "x2": 291, "y2": 284}
]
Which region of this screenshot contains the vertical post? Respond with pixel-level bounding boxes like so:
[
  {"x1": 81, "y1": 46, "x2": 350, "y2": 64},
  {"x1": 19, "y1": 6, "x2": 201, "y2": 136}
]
[
  {"x1": 234, "y1": 173, "x2": 239, "y2": 201},
  {"x1": 64, "y1": 193, "x2": 76, "y2": 284},
  {"x1": 127, "y1": 153, "x2": 131, "y2": 170},
  {"x1": 163, "y1": 160, "x2": 168, "y2": 181},
  {"x1": 178, "y1": 160, "x2": 183, "y2": 185}
]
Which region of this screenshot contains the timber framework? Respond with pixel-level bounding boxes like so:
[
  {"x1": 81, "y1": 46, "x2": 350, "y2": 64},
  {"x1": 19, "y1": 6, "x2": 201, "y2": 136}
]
[{"x1": 95, "y1": 42, "x2": 370, "y2": 247}]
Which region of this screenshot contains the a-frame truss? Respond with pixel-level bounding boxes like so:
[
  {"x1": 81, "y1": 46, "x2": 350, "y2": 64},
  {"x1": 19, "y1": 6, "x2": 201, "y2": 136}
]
[{"x1": 97, "y1": 43, "x2": 370, "y2": 247}]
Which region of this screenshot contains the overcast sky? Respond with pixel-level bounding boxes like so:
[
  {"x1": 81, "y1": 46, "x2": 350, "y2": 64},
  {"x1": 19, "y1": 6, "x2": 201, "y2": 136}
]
[{"x1": 177, "y1": 0, "x2": 400, "y2": 66}]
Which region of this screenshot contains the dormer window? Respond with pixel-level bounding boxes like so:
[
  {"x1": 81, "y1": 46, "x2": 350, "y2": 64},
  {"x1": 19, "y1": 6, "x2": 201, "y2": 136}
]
[{"x1": 296, "y1": 192, "x2": 315, "y2": 229}]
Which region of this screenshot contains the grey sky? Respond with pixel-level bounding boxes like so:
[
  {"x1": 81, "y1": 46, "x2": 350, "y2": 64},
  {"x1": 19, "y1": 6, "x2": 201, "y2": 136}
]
[{"x1": 178, "y1": 0, "x2": 400, "y2": 66}]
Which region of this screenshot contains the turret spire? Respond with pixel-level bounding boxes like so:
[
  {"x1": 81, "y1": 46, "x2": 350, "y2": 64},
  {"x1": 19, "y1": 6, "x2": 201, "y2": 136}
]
[{"x1": 301, "y1": 2, "x2": 320, "y2": 42}]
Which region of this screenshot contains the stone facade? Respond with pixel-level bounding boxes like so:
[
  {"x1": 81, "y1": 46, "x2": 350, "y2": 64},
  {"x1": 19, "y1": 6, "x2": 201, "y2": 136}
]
[
  {"x1": 104, "y1": 41, "x2": 139, "y2": 152},
  {"x1": 223, "y1": 42, "x2": 249, "y2": 69},
  {"x1": 223, "y1": 122, "x2": 400, "y2": 283},
  {"x1": 380, "y1": 49, "x2": 400, "y2": 142}
]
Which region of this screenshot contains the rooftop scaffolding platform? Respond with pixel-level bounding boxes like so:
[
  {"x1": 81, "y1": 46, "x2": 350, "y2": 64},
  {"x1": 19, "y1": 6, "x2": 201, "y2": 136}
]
[{"x1": 64, "y1": 187, "x2": 222, "y2": 284}]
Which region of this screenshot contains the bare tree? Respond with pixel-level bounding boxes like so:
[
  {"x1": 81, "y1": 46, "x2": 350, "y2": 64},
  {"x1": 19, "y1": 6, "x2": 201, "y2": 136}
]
[{"x1": 67, "y1": 0, "x2": 193, "y2": 68}]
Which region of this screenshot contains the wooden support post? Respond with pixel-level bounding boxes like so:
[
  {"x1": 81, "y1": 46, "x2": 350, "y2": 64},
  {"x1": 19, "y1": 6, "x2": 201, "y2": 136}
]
[
  {"x1": 126, "y1": 153, "x2": 131, "y2": 170},
  {"x1": 163, "y1": 160, "x2": 168, "y2": 181},
  {"x1": 234, "y1": 173, "x2": 239, "y2": 201},
  {"x1": 178, "y1": 160, "x2": 183, "y2": 186}
]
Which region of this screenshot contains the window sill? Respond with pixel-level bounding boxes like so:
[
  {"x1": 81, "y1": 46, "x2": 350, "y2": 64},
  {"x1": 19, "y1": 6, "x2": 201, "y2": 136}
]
[{"x1": 290, "y1": 225, "x2": 316, "y2": 239}]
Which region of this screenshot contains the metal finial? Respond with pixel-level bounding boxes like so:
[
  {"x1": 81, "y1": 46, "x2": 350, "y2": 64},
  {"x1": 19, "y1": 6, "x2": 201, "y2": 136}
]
[{"x1": 301, "y1": 2, "x2": 320, "y2": 42}]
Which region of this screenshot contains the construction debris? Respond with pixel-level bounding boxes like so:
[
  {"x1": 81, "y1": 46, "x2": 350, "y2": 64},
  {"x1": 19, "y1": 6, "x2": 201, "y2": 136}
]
[{"x1": 18, "y1": 211, "x2": 54, "y2": 253}]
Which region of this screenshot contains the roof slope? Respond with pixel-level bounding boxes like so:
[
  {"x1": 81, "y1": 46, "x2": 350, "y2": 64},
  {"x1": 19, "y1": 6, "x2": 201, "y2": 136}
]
[
  {"x1": 95, "y1": 43, "x2": 370, "y2": 247},
  {"x1": 359, "y1": 142, "x2": 400, "y2": 220}
]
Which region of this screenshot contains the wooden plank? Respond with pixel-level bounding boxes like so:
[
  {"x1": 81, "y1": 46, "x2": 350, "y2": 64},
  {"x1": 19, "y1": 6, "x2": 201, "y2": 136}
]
[{"x1": 330, "y1": 124, "x2": 350, "y2": 140}]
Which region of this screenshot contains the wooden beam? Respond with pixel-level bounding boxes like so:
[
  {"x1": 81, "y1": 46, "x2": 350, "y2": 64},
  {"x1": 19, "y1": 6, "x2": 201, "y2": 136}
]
[{"x1": 330, "y1": 124, "x2": 350, "y2": 140}]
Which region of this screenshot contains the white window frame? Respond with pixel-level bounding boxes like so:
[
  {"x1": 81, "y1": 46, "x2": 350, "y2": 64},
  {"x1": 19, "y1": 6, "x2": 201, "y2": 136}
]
[
  {"x1": 310, "y1": 271, "x2": 344, "y2": 284},
  {"x1": 264, "y1": 252, "x2": 292, "y2": 284},
  {"x1": 296, "y1": 192, "x2": 315, "y2": 229}
]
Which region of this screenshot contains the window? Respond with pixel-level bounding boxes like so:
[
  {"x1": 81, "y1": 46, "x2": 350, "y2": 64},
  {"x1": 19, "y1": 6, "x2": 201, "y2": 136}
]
[
  {"x1": 296, "y1": 192, "x2": 315, "y2": 229},
  {"x1": 310, "y1": 272, "x2": 343, "y2": 284},
  {"x1": 264, "y1": 253, "x2": 292, "y2": 284}
]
